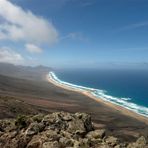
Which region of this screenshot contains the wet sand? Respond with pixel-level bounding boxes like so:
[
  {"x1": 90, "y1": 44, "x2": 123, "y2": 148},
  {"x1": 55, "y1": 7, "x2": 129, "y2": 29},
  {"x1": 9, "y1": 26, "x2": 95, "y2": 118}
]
[{"x1": 46, "y1": 74, "x2": 148, "y2": 125}]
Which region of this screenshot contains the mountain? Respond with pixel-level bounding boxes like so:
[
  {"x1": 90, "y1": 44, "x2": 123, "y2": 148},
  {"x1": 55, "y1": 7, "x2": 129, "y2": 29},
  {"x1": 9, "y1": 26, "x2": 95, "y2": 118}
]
[{"x1": 0, "y1": 63, "x2": 52, "y2": 81}]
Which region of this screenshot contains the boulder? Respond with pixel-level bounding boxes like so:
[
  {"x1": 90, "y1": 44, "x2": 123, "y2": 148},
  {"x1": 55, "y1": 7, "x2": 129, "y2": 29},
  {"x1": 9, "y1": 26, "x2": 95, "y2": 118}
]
[
  {"x1": 26, "y1": 122, "x2": 44, "y2": 136},
  {"x1": 127, "y1": 136, "x2": 146, "y2": 148},
  {"x1": 59, "y1": 137, "x2": 73, "y2": 147},
  {"x1": 42, "y1": 141, "x2": 60, "y2": 148},
  {"x1": 75, "y1": 112, "x2": 93, "y2": 132},
  {"x1": 27, "y1": 140, "x2": 42, "y2": 148},
  {"x1": 86, "y1": 129, "x2": 106, "y2": 139},
  {"x1": 105, "y1": 136, "x2": 118, "y2": 147},
  {"x1": 0, "y1": 112, "x2": 147, "y2": 148}
]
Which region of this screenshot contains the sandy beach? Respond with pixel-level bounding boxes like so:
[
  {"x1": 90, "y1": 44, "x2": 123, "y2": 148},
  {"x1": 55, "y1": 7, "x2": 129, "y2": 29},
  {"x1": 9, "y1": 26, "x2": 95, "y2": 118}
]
[
  {"x1": 46, "y1": 74, "x2": 148, "y2": 125},
  {"x1": 1, "y1": 70, "x2": 148, "y2": 142}
]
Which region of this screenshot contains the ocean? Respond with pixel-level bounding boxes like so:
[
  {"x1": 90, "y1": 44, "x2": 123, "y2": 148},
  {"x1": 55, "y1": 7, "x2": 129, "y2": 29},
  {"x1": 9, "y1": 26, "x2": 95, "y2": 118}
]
[{"x1": 51, "y1": 68, "x2": 148, "y2": 117}]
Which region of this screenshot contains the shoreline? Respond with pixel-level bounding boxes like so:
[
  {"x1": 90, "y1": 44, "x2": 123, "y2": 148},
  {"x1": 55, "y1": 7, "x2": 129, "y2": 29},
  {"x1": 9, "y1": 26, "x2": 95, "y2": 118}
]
[{"x1": 46, "y1": 73, "x2": 148, "y2": 125}]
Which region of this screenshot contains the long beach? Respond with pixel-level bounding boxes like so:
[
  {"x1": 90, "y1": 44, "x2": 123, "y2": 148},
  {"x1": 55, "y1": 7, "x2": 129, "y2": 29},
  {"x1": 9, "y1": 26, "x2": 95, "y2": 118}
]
[{"x1": 47, "y1": 73, "x2": 148, "y2": 125}]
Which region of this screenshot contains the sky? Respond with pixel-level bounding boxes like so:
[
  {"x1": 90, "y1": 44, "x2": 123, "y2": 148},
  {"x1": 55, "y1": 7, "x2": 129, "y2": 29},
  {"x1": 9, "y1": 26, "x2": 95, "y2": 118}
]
[{"x1": 0, "y1": 0, "x2": 148, "y2": 69}]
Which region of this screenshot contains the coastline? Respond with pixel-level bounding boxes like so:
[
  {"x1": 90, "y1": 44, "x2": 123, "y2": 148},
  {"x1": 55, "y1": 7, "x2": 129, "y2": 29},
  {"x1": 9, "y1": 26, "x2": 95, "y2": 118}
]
[{"x1": 46, "y1": 72, "x2": 148, "y2": 125}]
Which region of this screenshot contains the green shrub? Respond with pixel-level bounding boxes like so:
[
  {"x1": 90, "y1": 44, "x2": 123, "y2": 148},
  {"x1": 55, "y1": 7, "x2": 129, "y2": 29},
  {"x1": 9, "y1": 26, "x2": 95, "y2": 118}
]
[
  {"x1": 32, "y1": 114, "x2": 44, "y2": 123},
  {"x1": 15, "y1": 115, "x2": 28, "y2": 129}
]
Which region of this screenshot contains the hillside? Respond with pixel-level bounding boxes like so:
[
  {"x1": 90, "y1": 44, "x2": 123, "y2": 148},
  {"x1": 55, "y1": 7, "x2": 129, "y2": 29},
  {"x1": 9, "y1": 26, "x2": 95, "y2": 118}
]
[
  {"x1": 0, "y1": 63, "x2": 52, "y2": 81},
  {"x1": 0, "y1": 112, "x2": 147, "y2": 148},
  {"x1": 0, "y1": 63, "x2": 148, "y2": 144}
]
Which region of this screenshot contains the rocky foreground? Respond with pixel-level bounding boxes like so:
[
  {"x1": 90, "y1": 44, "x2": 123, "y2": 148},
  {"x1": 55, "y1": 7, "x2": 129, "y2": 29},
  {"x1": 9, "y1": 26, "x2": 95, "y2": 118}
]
[{"x1": 0, "y1": 112, "x2": 147, "y2": 148}]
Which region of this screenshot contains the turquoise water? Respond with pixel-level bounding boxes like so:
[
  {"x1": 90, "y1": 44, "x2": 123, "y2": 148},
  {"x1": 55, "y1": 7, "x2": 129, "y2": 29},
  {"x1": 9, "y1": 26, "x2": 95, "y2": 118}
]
[{"x1": 50, "y1": 69, "x2": 148, "y2": 117}]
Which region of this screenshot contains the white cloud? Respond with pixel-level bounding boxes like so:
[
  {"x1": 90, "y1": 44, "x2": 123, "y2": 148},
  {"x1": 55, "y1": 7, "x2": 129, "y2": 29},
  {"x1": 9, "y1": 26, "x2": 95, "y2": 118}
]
[
  {"x1": 0, "y1": 0, "x2": 58, "y2": 45},
  {"x1": 25, "y1": 44, "x2": 42, "y2": 53},
  {"x1": 61, "y1": 32, "x2": 88, "y2": 42},
  {"x1": 0, "y1": 47, "x2": 24, "y2": 65}
]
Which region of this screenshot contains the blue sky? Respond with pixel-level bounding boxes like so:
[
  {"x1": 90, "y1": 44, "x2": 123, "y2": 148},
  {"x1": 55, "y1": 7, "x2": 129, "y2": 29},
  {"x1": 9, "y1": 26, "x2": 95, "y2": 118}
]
[{"x1": 0, "y1": 0, "x2": 148, "y2": 68}]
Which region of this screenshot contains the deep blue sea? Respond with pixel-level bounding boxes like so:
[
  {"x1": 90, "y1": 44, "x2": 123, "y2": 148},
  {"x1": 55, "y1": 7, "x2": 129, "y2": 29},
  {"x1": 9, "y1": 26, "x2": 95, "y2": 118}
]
[{"x1": 53, "y1": 68, "x2": 148, "y2": 117}]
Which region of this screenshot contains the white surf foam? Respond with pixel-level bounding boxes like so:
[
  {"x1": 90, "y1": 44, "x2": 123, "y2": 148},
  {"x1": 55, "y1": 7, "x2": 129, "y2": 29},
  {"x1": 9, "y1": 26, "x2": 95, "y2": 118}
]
[{"x1": 49, "y1": 72, "x2": 148, "y2": 117}]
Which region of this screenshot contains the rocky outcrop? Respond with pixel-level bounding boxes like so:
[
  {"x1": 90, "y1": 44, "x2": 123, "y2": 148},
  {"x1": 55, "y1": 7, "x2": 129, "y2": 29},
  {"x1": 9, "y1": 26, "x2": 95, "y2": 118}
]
[
  {"x1": 127, "y1": 136, "x2": 147, "y2": 148},
  {"x1": 0, "y1": 112, "x2": 147, "y2": 148}
]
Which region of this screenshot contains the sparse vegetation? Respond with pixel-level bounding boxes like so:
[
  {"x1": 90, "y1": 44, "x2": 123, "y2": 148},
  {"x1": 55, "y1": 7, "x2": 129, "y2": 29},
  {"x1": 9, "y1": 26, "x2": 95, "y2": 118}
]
[
  {"x1": 15, "y1": 115, "x2": 28, "y2": 129},
  {"x1": 32, "y1": 114, "x2": 44, "y2": 123}
]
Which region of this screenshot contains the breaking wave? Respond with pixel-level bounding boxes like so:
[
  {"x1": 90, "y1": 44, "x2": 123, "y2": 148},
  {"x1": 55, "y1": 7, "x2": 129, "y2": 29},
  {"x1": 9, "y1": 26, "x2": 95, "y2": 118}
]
[{"x1": 49, "y1": 72, "x2": 148, "y2": 117}]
